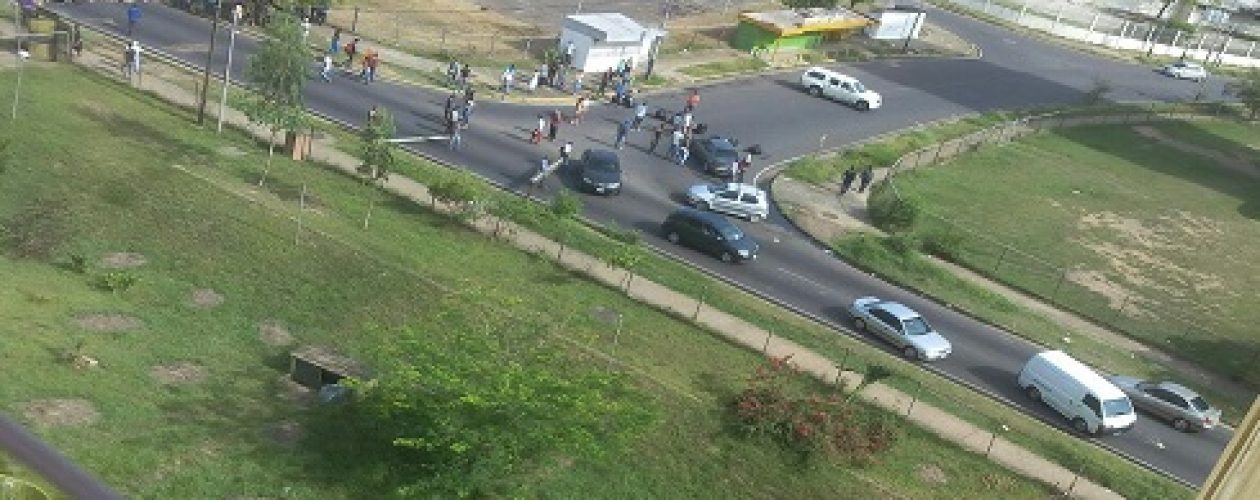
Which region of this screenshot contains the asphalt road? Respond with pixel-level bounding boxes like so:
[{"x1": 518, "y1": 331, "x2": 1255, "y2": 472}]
[{"x1": 49, "y1": 2, "x2": 1241, "y2": 488}]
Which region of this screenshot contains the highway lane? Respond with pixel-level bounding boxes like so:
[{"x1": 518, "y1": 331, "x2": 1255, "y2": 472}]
[{"x1": 49, "y1": 2, "x2": 1241, "y2": 487}]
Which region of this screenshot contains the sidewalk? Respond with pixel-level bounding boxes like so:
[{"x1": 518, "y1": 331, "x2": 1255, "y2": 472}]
[{"x1": 65, "y1": 30, "x2": 1125, "y2": 499}]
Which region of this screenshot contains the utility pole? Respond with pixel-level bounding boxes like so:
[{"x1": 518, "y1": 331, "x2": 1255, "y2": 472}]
[
  {"x1": 197, "y1": 0, "x2": 223, "y2": 126},
  {"x1": 217, "y1": 4, "x2": 241, "y2": 133}
]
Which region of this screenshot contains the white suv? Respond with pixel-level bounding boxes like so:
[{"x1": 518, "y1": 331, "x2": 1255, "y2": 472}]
[
  {"x1": 1160, "y1": 61, "x2": 1207, "y2": 82},
  {"x1": 800, "y1": 67, "x2": 882, "y2": 111},
  {"x1": 686, "y1": 183, "x2": 770, "y2": 222}
]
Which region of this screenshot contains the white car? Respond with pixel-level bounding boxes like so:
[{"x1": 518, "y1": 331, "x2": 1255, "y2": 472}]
[
  {"x1": 800, "y1": 67, "x2": 882, "y2": 111},
  {"x1": 686, "y1": 183, "x2": 770, "y2": 222},
  {"x1": 1161, "y1": 62, "x2": 1207, "y2": 82}
]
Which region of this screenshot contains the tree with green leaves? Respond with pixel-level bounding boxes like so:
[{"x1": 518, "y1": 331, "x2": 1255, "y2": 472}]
[
  {"x1": 243, "y1": 11, "x2": 309, "y2": 187},
  {"x1": 1226, "y1": 69, "x2": 1260, "y2": 120},
  {"x1": 310, "y1": 291, "x2": 655, "y2": 497},
  {"x1": 357, "y1": 106, "x2": 397, "y2": 228},
  {"x1": 428, "y1": 172, "x2": 487, "y2": 219}
]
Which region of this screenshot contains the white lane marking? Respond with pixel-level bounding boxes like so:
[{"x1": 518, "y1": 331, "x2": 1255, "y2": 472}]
[{"x1": 779, "y1": 267, "x2": 833, "y2": 293}]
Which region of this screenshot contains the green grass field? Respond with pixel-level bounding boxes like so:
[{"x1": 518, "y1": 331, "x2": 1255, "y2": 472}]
[
  {"x1": 0, "y1": 66, "x2": 1058, "y2": 498},
  {"x1": 885, "y1": 120, "x2": 1260, "y2": 390}
]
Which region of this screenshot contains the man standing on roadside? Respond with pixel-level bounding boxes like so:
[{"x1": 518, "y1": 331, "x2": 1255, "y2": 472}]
[
  {"x1": 614, "y1": 119, "x2": 630, "y2": 150},
  {"x1": 632, "y1": 101, "x2": 648, "y2": 131},
  {"x1": 649, "y1": 123, "x2": 667, "y2": 155},
  {"x1": 685, "y1": 89, "x2": 700, "y2": 113},
  {"x1": 839, "y1": 167, "x2": 858, "y2": 195},
  {"x1": 858, "y1": 166, "x2": 875, "y2": 193},
  {"x1": 320, "y1": 54, "x2": 333, "y2": 82},
  {"x1": 126, "y1": 2, "x2": 142, "y2": 37},
  {"x1": 548, "y1": 109, "x2": 562, "y2": 142}
]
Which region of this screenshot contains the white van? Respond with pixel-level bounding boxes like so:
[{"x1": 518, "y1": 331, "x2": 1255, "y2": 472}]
[
  {"x1": 1017, "y1": 350, "x2": 1137, "y2": 436},
  {"x1": 799, "y1": 67, "x2": 883, "y2": 111}
]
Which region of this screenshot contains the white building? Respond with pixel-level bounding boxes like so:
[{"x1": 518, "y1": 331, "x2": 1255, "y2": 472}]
[
  {"x1": 558, "y1": 13, "x2": 666, "y2": 73},
  {"x1": 866, "y1": 6, "x2": 926, "y2": 40}
]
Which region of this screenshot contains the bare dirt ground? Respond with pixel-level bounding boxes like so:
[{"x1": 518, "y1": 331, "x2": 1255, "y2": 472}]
[
  {"x1": 151, "y1": 362, "x2": 209, "y2": 386},
  {"x1": 98, "y1": 252, "x2": 147, "y2": 269},
  {"x1": 257, "y1": 319, "x2": 295, "y2": 347},
  {"x1": 20, "y1": 399, "x2": 100, "y2": 428},
  {"x1": 189, "y1": 288, "x2": 225, "y2": 309}
]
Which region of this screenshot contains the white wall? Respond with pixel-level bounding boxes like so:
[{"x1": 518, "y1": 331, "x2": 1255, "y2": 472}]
[{"x1": 558, "y1": 27, "x2": 659, "y2": 73}]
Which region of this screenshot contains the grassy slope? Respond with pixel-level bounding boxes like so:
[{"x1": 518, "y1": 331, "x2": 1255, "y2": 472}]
[
  {"x1": 888, "y1": 122, "x2": 1260, "y2": 389},
  {"x1": 0, "y1": 67, "x2": 1051, "y2": 498}
]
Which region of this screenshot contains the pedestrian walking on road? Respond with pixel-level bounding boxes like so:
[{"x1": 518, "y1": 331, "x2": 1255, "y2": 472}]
[
  {"x1": 614, "y1": 119, "x2": 630, "y2": 150},
  {"x1": 613, "y1": 78, "x2": 627, "y2": 105},
  {"x1": 502, "y1": 64, "x2": 515, "y2": 95},
  {"x1": 573, "y1": 96, "x2": 588, "y2": 125},
  {"x1": 127, "y1": 41, "x2": 142, "y2": 80},
  {"x1": 632, "y1": 101, "x2": 648, "y2": 131},
  {"x1": 559, "y1": 141, "x2": 573, "y2": 167},
  {"x1": 447, "y1": 60, "x2": 460, "y2": 85},
  {"x1": 320, "y1": 54, "x2": 333, "y2": 82},
  {"x1": 685, "y1": 89, "x2": 700, "y2": 113},
  {"x1": 858, "y1": 166, "x2": 875, "y2": 193},
  {"x1": 649, "y1": 123, "x2": 666, "y2": 155},
  {"x1": 839, "y1": 167, "x2": 858, "y2": 195},
  {"x1": 548, "y1": 110, "x2": 561, "y2": 141},
  {"x1": 459, "y1": 65, "x2": 471, "y2": 89},
  {"x1": 343, "y1": 37, "x2": 359, "y2": 69},
  {"x1": 670, "y1": 128, "x2": 685, "y2": 161},
  {"x1": 448, "y1": 120, "x2": 462, "y2": 151},
  {"x1": 674, "y1": 141, "x2": 690, "y2": 166},
  {"x1": 572, "y1": 71, "x2": 584, "y2": 96},
  {"x1": 599, "y1": 69, "x2": 612, "y2": 97},
  {"x1": 462, "y1": 96, "x2": 475, "y2": 127},
  {"x1": 528, "y1": 69, "x2": 540, "y2": 92},
  {"x1": 122, "y1": 42, "x2": 135, "y2": 77},
  {"x1": 126, "y1": 3, "x2": 142, "y2": 37}
]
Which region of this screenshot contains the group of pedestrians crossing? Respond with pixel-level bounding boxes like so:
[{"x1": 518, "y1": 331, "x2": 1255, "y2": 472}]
[
  {"x1": 324, "y1": 30, "x2": 378, "y2": 84},
  {"x1": 444, "y1": 88, "x2": 477, "y2": 151}
]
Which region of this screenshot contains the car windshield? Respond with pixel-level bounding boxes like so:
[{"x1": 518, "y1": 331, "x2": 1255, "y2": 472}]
[
  {"x1": 588, "y1": 158, "x2": 620, "y2": 173},
  {"x1": 1190, "y1": 396, "x2": 1211, "y2": 412},
  {"x1": 1103, "y1": 398, "x2": 1134, "y2": 417},
  {"x1": 712, "y1": 140, "x2": 738, "y2": 157},
  {"x1": 902, "y1": 317, "x2": 931, "y2": 336},
  {"x1": 717, "y1": 224, "x2": 743, "y2": 241},
  {"x1": 852, "y1": 80, "x2": 866, "y2": 93}
]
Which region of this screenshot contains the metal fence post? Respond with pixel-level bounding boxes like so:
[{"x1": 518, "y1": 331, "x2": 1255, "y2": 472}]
[
  {"x1": 994, "y1": 246, "x2": 1009, "y2": 273},
  {"x1": 1051, "y1": 269, "x2": 1068, "y2": 302},
  {"x1": 490, "y1": 33, "x2": 497, "y2": 56},
  {"x1": 351, "y1": 7, "x2": 359, "y2": 34},
  {"x1": 441, "y1": 29, "x2": 447, "y2": 55}
]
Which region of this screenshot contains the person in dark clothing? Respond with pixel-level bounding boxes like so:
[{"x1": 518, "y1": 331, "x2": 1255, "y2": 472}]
[
  {"x1": 858, "y1": 166, "x2": 875, "y2": 193},
  {"x1": 548, "y1": 110, "x2": 561, "y2": 142},
  {"x1": 459, "y1": 65, "x2": 471, "y2": 89},
  {"x1": 839, "y1": 168, "x2": 858, "y2": 195},
  {"x1": 599, "y1": 69, "x2": 612, "y2": 97},
  {"x1": 126, "y1": 3, "x2": 142, "y2": 37},
  {"x1": 649, "y1": 123, "x2": 666, "y2": 155}
]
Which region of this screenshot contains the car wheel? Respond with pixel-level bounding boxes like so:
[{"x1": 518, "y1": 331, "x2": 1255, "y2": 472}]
[
  {"x1": 854, "y1": 317, "x2": 867, "y2": 331},
  {"x1": 808, "y1": 86, "x2": 823, "y2": 97},
  {"x1": 855, "y1": 100, "x2": 870, "y2": 111},
  {"x1": 666, "y1": 232, "x2": 680, "y2": 244},
  {"x1": 749, "y1": 213, "x2": 764, "y2": 223},
  {"x1": 902, "y1": 346, "x2": 919, "y2": 360},
  {"x1": 1025, "y1": 386, "x2": 1040, "y2": 402},
  {"x1": 720, "y1": 251, "x2": 735, "y2": 263},
  {"x1": 1173, "y1": 418, "x2": 1191, "y2": 432},
  {"x1": 1072, "y1": 418, "x2": 1091, "y2": 435}
]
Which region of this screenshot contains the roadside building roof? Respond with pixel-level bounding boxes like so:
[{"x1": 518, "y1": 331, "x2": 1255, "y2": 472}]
[
  {"x1": 739, "y1": 7, "x2": 873, "y2": 37},
  {"x1": 564, "y1": 13, "x2": 655, "y2": 44}
]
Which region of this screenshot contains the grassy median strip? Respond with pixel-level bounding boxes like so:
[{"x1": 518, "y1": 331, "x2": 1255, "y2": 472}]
[{"x1": 0, "y1": 65, "x2": 1058, "y2": 497}]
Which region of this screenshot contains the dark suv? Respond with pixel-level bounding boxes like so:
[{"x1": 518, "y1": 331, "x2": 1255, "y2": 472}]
[
  {"x1": 662, "y1": 208, "x2": 759, "y2": 263},
  {"x1": 577, "y1": 149, "x2": 622, "y2": 195}
]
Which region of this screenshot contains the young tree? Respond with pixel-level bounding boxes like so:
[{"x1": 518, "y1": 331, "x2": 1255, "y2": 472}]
[
  {"x1": 357, "y1": 107, "x2": 397, "y2": 228},
  {"x1": 1226, "y1": 69, "x2": 1260, "y2": 120},
  {"x1": 242, "y1": 11, "x2": 309, "y2": 187}
]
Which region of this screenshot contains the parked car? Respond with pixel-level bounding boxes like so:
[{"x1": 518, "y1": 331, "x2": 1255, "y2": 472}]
[
  {"x1": 1018, "y1": 351, "x2": 1137, "y2": 436},
  {"x1": 848, "y1": 297, "x2": 952, "y2": 361},
  {"x1": 661, "y1": 208, "x2": 759, "y2": 263},
  {"x1": 1160, "y1": 61, "x2": 1207, "y2": 82},
  {"x1": 1107, "y1": 376, "x2": 1220, "y2": 432},
  {"x1": 685, "y1": 183, "x2": 769, "y2": 222},
  {"x1": 690, "y1": 135, "x2": 742, "y2": 176},
  {"x1": 576, "y1": 149, "x2": 622, "y2": 195},
  {"x1": 800, "y1": 67, "x2": 882, "y2": 111}
]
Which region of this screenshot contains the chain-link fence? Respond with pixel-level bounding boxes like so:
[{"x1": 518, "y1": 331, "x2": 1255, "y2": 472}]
[{"x1": 878, "y1": 103, "x2": 1260, "y2": 388}]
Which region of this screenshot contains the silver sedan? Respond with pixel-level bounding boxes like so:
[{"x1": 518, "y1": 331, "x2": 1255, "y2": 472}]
[
  {"x1": 849, "y1": 297, "x2": 952, "y2": 361},
  {"x1": 1107, "y1": 376, "x2": 1221, "y2": 432}
]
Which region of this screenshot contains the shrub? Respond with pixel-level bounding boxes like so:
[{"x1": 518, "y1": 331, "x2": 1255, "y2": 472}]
[
  {"x1": 549, "y1": 192, "x2": 582, "y2": 220},
  {"x1": 881, "y1": 234, "x2": 920, "y2": 257},
  {"x1": 67, "y1": 253, "x2": 89, "y2": 274},
  {"x1": 867, "y1": 183, "x2": 920, "y2": 233},
  {"x1": 732, "y1": 355, "x2": 899, "y2": 463},
  {"x1": 96, "y1": 271, "x2": 138, "y2": 293}
]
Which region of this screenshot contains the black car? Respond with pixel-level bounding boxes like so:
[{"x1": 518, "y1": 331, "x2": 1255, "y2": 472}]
[
  {"x1": 577, "y1": 149, "x2": 622, "y2": 195},
  {"x1": 691, "y1": 136, "x2": 740, "y2": 176},
  {"x1": 661, "y1": 208, "x2": 759, "y2": 263}
]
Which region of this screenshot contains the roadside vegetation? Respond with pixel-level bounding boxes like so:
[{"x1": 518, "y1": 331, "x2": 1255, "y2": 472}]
[{"x1": 0, "y1": 66, "x2": 1057, "y2": 498}]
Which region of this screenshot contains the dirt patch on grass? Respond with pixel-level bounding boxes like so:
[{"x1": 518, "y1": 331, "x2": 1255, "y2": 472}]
[
  {"x1": 264, "y1": 420, "x2": 303, "y2": 449},
  {"x1": 75, "y1": 313, "x2": 143, "y2": 333},
  {"x1": 1132, "y1": 125, "x2": 1259, "y2": 179},
  {"x1": 98, "y1": 252, "x2": 148, "y2": 269},
  {"x1": 258, "y1": 319, "x2": 294, "y2": 347},
  {"x1": 915, "y1": 463, "x2": 949, "y2": 485},
  {"x1": 274, "y1": 375, "x2": 314, "y2": 405},
  {"x1": 20, "y1": 399, "x2": 100, "y2": 428},
  {"x1": 151, "y1": 362, "x2": 208, "y2": 386},
  {"x1": 189, "y1": 288, "x2": 225, "y2": 309}
]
